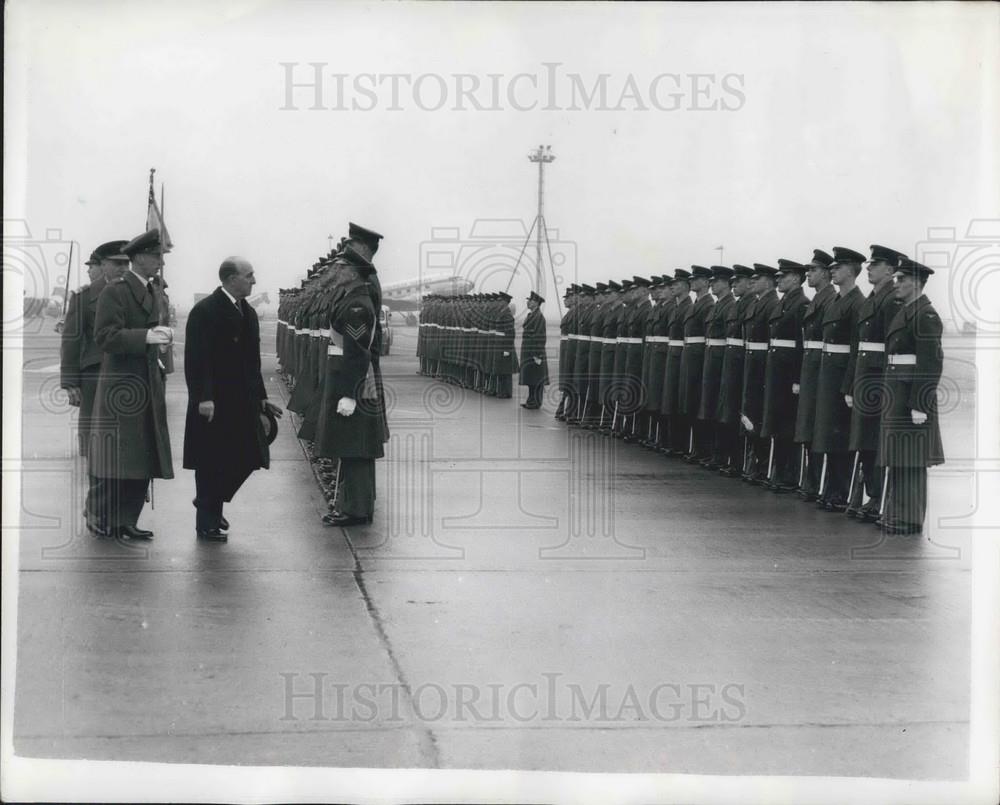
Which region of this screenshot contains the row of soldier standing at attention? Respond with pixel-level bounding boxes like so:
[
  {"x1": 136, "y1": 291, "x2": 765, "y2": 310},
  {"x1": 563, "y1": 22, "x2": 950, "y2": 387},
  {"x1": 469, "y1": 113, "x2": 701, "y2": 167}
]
[{"x1": 553, "y1": 246, "x2": 944, "y2": 537}]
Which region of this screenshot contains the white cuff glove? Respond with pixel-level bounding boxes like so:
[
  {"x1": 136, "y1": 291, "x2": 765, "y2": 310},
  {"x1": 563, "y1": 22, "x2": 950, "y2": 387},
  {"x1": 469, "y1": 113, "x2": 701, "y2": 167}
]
[
  {"x1": 911, "y1": 409, "x2": 928, "y2": 425},
  {"x1": 533, "y1": 356, "x2": 542, "y2": 365},
  {"x1": 845, "y1": 395, "x2": 853, "y2": 408},
  {"x1": 740, "y1": 414, "x2": 754, "y2": 433},
  {"x1": 792, "y1": 383, "x2": 800, "y2": 395},
  {"x1": 337, "y1": 397, "x2": 357, "y2": 417},
  {"x1": 145, "y1": 326, "x2": 173, "y2": 345}
]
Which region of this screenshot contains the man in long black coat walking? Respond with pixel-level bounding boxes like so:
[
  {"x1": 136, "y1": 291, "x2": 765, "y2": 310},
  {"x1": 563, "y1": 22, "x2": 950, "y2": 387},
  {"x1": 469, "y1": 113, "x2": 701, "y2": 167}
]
[{"x1": 183, "y1": 257, "x2": 282, "y2": 541}]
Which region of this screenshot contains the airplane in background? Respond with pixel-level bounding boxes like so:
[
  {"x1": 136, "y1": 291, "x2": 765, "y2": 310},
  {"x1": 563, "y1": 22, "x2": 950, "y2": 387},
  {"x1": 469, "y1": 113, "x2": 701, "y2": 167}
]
[{"x1": 380, "y1": 273, "x2": 474, "y2": 312}]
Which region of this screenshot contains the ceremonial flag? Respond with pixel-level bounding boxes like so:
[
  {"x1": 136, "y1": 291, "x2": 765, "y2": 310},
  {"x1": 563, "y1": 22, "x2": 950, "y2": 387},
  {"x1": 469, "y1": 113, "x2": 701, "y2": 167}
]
[{"x1": 146, "y1": 168, "x2": 173, "y2": 253}]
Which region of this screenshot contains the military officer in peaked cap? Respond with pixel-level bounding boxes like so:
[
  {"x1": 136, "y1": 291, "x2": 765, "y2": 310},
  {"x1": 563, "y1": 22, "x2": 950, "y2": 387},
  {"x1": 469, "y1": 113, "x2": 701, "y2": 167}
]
[
  {"x1": 813, "y1": 246, "x2": 866, "y2": 511},
  {"x1": 698, "y1": 266, "x2": 734, "y2": 469},
  {"x1": 678, "y1": 266, "x2": 715, "y2": 461},
  {"x1": 761, "y1": 259, "x2": 809, "y2": 491},
  {"x1": 520, "y1": 290, "x2": 549, "y2": 409},
  {"x1": 642, "y1": 276, "x2": 673, "y2": 448},
  {"x1": 554, "y1": 285, "x2": 579, "y2": 420},
  {"x1": 794, "y1": 249, "x2": 837, "y2": 500},
  {"x1": 878, "y1": 259, "x2": 944, "y2": 536},
  {"x1": 740, "y1": 264, "x2": 780, "y2": 483},
  {"x1": 88, "y1": 229, "x2": 174, "y2": 540},
  {"x1": 660, "y1": 270, "x2": 692, "y2": 452},
  {"x1": 716, "y1": 265, "x2": 754, "y2": 475},
  {"x1": 842, "y1": 244, "x2": 906, "y2": 521}
]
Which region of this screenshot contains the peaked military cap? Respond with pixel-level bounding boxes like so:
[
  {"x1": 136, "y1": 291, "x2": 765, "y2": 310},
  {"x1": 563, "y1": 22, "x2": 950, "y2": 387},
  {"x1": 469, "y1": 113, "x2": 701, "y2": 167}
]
[
  {"x1": 752, "y1": 263, "x2": 779, "y2": 278},
  {"x1": 121, "y1": 229, "x2": 162, "y2": 257},
  {"x1": 809, "y1": 249, "x2": 835, "y2": 268},
  {"x1": 528, "y1": 291, "x2": 545, "y2": 304},
  {"x1": 340, "y1": 243, "x2": 376, "y2": 272},
  {"x1": 581, "y1": 283, "x2": 596, "y2": 293},
  {"x1": 607, "y1": 280, "x2": 622, "y2": 291},
  {"x1": 673, "y1": 268, "x2": 691, "y2": 281},
  {"x1": 895, "y1": 258, "x2": 935, "y2": 279},
  {"x1": 777, "y1": 259, "x2": 807, "y2": 276},
  {"x1": 595, "y1": 282, "x2": 609, "y2": 291},
  {"x1": 869, "y1": 244, "x2": 908, "y2": 267},
  {"x1": 348, "y1": 222, "x2": 384, "y2": 251},
  {"x1": 830, "y1": 246, "x2": 866, "y2": 265},
  {"x1": 86, "y1": 239, "x2": 130, "y2": 264},
  {"x1": 690, "y1": 265, "x2": 713, "y2": 280},
  {"x1": 632, "y1": 276, "x2": 651, "y2": 287},
  {"x1": 710, "y1": 265, "x2": 735, "y2": 280},
  {"x1": 732, "y1": 264, "x2": 755, "y2": 278}
]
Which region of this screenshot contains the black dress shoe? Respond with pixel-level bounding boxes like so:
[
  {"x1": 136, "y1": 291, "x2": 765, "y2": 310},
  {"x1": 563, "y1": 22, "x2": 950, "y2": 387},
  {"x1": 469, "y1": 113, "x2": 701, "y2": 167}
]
[
  {"x1": 219, "y1": 516, "x2": 230, "y2": 531},
  {"x1": 322, "y1": 511, "x2": 372, "y2": 527},
  {"x1": 771, "y1": 483, "x2": 797, "y2": 494},
  {"x1": 798, "y1": 490, "x2": 818, "y2": 503},
  {"x1": 859, "y1": 507, "x2": 880, "y2": 523},
  {"x1": 824, "y1": 500, "x2": 848, "y2": 513},
  {"x1": 196, "y1": 528, "x2": 228, "y2": 542},
  {"x1": 117, "y1": 525, "x2": 154, "y2": 540},
  {"x1": 881, "y1": 522, "x2": 923, "y2": 536}
]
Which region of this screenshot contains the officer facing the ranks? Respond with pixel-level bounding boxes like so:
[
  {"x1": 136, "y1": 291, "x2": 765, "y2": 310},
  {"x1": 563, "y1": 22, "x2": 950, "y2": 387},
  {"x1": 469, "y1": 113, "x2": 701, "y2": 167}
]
[
  {"x1": 793, "y1": 249, "x2": 837, "y2": 500},
  {"x1": 89, "y1": 229, "x2": 174, "y2": 540},
  {"x1": 878, "y1": 258, "x2": 944, "y2": 535},
  {"x1": 813, "y1": 246, "x2": 865, "y2": 511},
  {"x1": 842, "y1": 244, "x2": 905, "y2": 521},
  {"x1": 761, "y1": 259, "x2": 808, "y2": 491},
  {"x1": 520, "y1": 290, "x2": 548, "y2": 409},
  {"x1": 61, "y1": 240, "x2": 130, "y2": 460}
]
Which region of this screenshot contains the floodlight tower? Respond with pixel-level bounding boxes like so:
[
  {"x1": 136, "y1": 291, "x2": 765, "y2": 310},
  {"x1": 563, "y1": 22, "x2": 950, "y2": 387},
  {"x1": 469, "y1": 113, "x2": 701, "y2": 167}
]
[{"x1": 528, "y1": 144, "x2": 555, "y2": 293}]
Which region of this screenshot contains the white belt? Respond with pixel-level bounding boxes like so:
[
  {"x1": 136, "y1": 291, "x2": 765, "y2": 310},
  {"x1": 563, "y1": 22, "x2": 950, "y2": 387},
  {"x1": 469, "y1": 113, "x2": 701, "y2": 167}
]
[
  {"x1": 668, "y1": 339, "x2": 683, "y2": 348},
  {"x1": 726, "y1": 338, "x2": 744, "y2": 347},
  {"x1": 859, "y1": 341, "x2": 885, "y2": 352},
  {"x1": 560, "y1": 336, "x2": 568, "y2": 341},
  {"x1": 320, "y1": 329, "x2": 331, "y2": 338},
  {"x1": 823, "y1": 343, "x2": 850, "y2": 354},
  {"x1": 277, "y1": 320, "x2": 287, "y2": 326},
  {"x1": 684, "y1": 336, "x2": 706, "y2": 345},
  {"x1": 746, "y1": 342, "x2": 768, "y2": 351},
  {"x1": 490, "y1": 330, "x2": 503, "y2": 336},
  {"x1": 326, "y1": 344, "x2": 344, "y2": 356},
  {"x1": 620, "y1": 337, "x2": 643, "y2": 344},
  {"x1": 770, "y1": 339, "x2": 797, "y2": 348},
  {"x1": 804, "y1": 340, "x2": 824, "y2": 350},
  {"x1": 888, "y1": 354, "x2": 916, "y2": 366},
  {"x1": 600, "y1": 337, "x2": 615, "y2": 344},
  {"x1": 646, "y1": 336, "x2": 670, "y2": 343},
  {"x1": 707, "y1": 338, "x2": 727, "y2": 347},
  {"x1": 310, "y1": 329, "x2": 322, "y2": 337}
]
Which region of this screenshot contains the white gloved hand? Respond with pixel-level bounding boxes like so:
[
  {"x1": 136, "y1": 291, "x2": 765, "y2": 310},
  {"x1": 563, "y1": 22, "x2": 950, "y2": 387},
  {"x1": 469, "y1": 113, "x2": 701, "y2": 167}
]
[
  {"x1": 911, "y1": 409, "x2": 928, "y2": 425},
  {"x1": 792, "y1": 383, "x2": 800, "y2": 395},
  {"x1": 503, "y1": 351, "x2": 510, "y2": 357},
  {"x1": 845, "y1": 395, "x2": 853, "y2": 408},
  {"x1": 533, "y1": 356, "x2": 542, "y2": 365},
  {"x1": 740, "y1": 414, "x2": 754, "y2": 433},
  {"x1": 337, "y1": 397, "x2": 357, "y2": 417},
  {"x1": 145, "y1": 326, "x2": 172, "y2": 345}
]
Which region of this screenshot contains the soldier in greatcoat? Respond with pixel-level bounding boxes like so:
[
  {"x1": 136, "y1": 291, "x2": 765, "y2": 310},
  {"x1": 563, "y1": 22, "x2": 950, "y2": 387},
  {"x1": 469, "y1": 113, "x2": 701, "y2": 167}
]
[
  {"x1": 699, "y1": 266, "x2": 735, "y2": 469},
  {"x1": 519, "y1": 291, "x2": 549, "y2": 409},
  {"x1": 842, "y1": 244, "x2": 906, "y2": 521},
  {"x1": 678, "y1": 266, "x2": 715, "y2": 461},
  {"x1": 660, "y1": 270, "x2": 692, "y2": 453},
  {"x1": 877, "y1": 259, "x2": 945, "y2": 536},
  {"x1": 715, "y1": 265, "x2": 755, "y2": 476},
  {"x1": 761, "y1": 260, "x2": 809, "y2": 491},
  {"x1": 812, "y1": 247, "x2": 866, "y2": 511},
  {"x1": 740, "y1": 264, "x2": 780, "y2": 483}
]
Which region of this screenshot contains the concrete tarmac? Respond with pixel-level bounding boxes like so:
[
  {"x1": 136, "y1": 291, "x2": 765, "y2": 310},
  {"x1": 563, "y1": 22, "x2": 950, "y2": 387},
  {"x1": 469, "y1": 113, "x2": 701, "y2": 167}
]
[{"x1": 12, "y1": 318, "x2": 976, "y2": 778}]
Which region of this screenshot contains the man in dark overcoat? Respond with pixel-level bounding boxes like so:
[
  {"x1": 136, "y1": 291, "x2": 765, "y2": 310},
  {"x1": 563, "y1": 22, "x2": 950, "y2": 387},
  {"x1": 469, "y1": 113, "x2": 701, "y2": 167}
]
[
  {"x1": 493, "y1": 292, "x2": 519, "y2": 398},
  {"x1": 740, "y1": 264, "x2": 780, "y2": 483},
  {"x1": 660, "y1": 270, "x2": 691, "y2": 452},
  {"x1": 183, "y1": 257, "x2": 282, "y2": 540},
  {"x1": 554, "y1": 285, "x2": 578, "y2": 420},
  {"x1": 878, "y1": 259, "x2": 945, "y2": 535},
  {"x1": 699, "y1": 266, "x2": 734, "y2": 469},
  {"x1": 715, "y1": 265, "x2": 754, "y2": 475},
  {"x1": 679, "y1": 266, "x2": 715, "y2": 461},
  {"x1": 315, "y1": 246, "x2": 391, "y2": 527},
  {"x1": 89, "y1": 229, "x2": 174, "y2": 540},
  {"x1": 761, "y1": 260, "x2": 809, "y2": 491},
  {"x1": 813, "y1": 247, "x2": 865, "y2": 510},
  {"x1": 519, "y1": 291, "x2": 549, "y2": 409},
  {"x1": 793, "y1": 250, "x2": 837, "y2": 500},
  {"x1": 842, "y1": 244, "x2": 905, "y2": 521}
]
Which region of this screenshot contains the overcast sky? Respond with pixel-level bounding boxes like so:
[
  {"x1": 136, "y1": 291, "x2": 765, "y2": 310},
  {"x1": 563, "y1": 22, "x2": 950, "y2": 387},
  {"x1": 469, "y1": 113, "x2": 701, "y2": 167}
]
[{"x1": 5, "y1": 1, "x2": 998, "y2": 322}]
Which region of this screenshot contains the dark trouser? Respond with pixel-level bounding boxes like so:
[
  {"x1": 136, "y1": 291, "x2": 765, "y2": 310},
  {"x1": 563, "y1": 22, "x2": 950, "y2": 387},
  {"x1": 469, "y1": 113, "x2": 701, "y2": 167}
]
[
  {"x1": 769, "y1": 435, "x2": 799, "y2": 487},
  {"x1": 87, "y1": 476, "x2": 149, "y2": 528},
  {"x1": 524, "y1": 383, "x2": 544, "y2": 408},
  {"x1": 848, "y1": 449, "x2": 882, "y2": 511},
  {"x1": 714, "y1": 421, "x2": 739, "y2": 467},
  {"x1": 670, "y1": 414, "x2": 690, "y2": 452},
  {"x1": 821, "y1": 451, "x2": 852, "y2": 504},
  {"x1": 743, "y1": 434, "x2": 769, "y2": 479},
  {"x1": 882, "y1": 466, "x2": 926, "y2": 529},
  {"x1": 194, "y1": 465, "x2": 254, "y2": 532},
  {"x1": 689, "y1": 419, "x2": 712, "y2": 459},
  {"x1": 799, "y1": 447, "x2": 822, "y2": 496},
  {"x1": 496, "y1": 375, "x2": 512, "y2": 398},
  {"x1": 78, "y1": 366, "x2": 100, "y2": 458},
  {"x1": 333, "y1": 457, "x2": 376, "y2": 519}
]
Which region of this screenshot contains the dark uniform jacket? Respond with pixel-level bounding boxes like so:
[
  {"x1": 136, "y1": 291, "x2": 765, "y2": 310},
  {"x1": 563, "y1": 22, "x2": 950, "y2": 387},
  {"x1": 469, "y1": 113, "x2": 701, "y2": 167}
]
[
  {"x1": 679, "y1": 293, "x2": 715, "y2": 416},
  {"x1": 89, "y1": 272, "x2": 174, "y2": 480},
  {"x1": 599, "y1": 300, "x2": 624, "y2": 401},
  {"x1": 314, "y1": 282, "x2": 390, "y2": 459},
  {"x1": 700, "y1": 292, "x2": 733, "y2": 421},
  {"x1": 519, "y1": 308, "x2": 549, "y2": 386},
  {"x1": 813, "y1": 285, "x2": 864, "y2": 454},
  {"x1": 879, "y1": 295, "x2": 945, "y2": 467},
  {"x1": 741, "y1": 290, "x2": 780, "y2": 427},
  {"x1": 716, "y1": 293, "x2": 753, "y2": 425},
  {"x1": 844, "y1": 281, "x2": 903, "y2": 452},
  {"x1": 60, "y1": 278, "x2": 107, "y2": 388},
  {"x1": 182, "y1": 288, "x2": 269, "y2": 474},
  {"x1": 644, "y1": 301, "x2": 671, "y2": 413},
  {"x1": 660, "y1": 296, "x2": 691, "y2": 414},
  {"x1": 762, "y1": 286, "x2": 808, "y2": 440},
  {"x1": 793, "y1": 284, "x2": 837, "y2": 444},
  {"x1": 585, "y1": 301, "x2": 606, "y2": 403}
]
